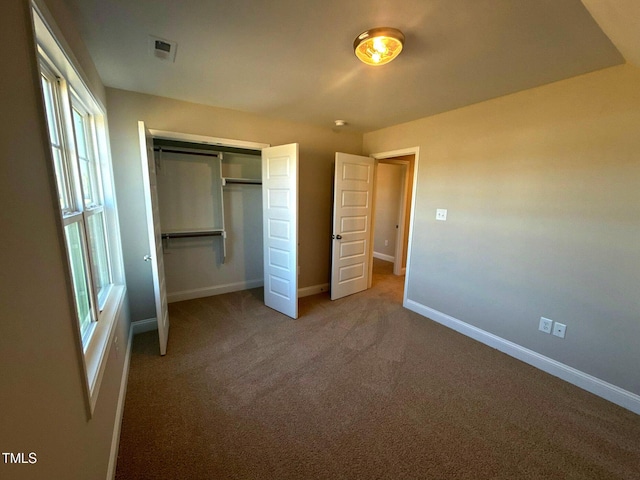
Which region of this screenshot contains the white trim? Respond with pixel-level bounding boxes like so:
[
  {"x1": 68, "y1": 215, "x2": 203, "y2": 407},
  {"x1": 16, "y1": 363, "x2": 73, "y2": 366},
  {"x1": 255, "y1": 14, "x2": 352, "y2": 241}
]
[
  {"x1": 131, "y1": 317, "x2": 159, "y2": 335},
  {"x1": 393, "y1": 162, "x2": 409, "y2": 276},
  {"x1": 370, "y1": 147, "x2": 420, "y2": 307},
  {"x1": 404, "y1": 298, "x2": 640, "y2": 416},
  {"x1": 168, "y1": 279, "x2": 264, "y2": 303},
  {"x1": 373, "y1": 158, "x2": 410, "y2": 276},
  {"x1": 85, "y1": 285, "x2": 125, "y2": 414},
  {"x1": 141, "y1": 280, "x2": 330, "y2": 315},
  {"x1": 106, "y1": 324, "x2": 133, "y2": 480},
  {"x1": 148, "y1": 129, "x2": 269, "y2": 151},
  {"x1": 298, "y1": 283, "x2": 330, "y2": 298},
  {"x1": 373, "y1": 252, "x2": 395, "y2": 262},
  {"x1": 371, "y1": 147, "x2": 420, "y2": 160},
  {"x1": 31, "y1": 1, "x2": 105, "y2": 112}
]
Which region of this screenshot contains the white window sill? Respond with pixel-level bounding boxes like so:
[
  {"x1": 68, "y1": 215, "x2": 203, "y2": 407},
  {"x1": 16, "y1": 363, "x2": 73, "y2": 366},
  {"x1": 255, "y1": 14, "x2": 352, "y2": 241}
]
[{"x1": 84, "y1": 284, "x2": 126, "y2": 415}]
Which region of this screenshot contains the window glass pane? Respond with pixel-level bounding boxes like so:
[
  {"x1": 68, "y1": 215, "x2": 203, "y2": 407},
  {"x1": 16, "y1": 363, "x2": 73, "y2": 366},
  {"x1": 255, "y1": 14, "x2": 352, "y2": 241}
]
[
  {"x1": 64, "y1": 222, "x2": 94, "y2": 340},
  {"x1": 72, "y1": 109, "x2": 88, "y2": 157},
  {"x1": 72, "y1": 108, "x2": 97, "y2": 207},
  {"x1": 41, "y1": 73, "x2": 73, "y2": 212},
  {"x1": 79, "y1": 158, "x2": 93, "y2": 206},
  {"x1": 51, "y1": 147, "x2": 69, "y2": 211},
  {"x1": 40, "y1": 74, "x2": 59, "y2": 146},
  {"x1": 86, "y1": 211, "x2": 111, "y2": 305}
]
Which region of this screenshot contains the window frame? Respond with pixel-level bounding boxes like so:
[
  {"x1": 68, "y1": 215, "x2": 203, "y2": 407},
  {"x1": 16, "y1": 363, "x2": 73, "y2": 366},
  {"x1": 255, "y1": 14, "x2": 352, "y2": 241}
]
[
  {"x1": 32, "y1": 1, "x2": 126, "y2": 417},
  {"x1": 69, "y1": 92, "x2": 113, "y2": 310},
  {"x1": 40, "y1": 51, "x2": 106, "y2": 339}
]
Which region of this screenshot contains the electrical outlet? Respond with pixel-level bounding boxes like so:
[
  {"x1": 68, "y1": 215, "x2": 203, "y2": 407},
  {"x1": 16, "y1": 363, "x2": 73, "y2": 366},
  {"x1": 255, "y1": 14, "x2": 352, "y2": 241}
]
[
  {"x1": 385, "y1": 240, "x2": 389, "y2": 246},
  {"x1": 552, "y1": 322, "x2": 567, "y2": 339},
  {"x1": 436, "y1": 209, "x2": 447, "y2": 221},
  {"x1": 539, "y1": 317, "x2": 553, "y2": 334}
]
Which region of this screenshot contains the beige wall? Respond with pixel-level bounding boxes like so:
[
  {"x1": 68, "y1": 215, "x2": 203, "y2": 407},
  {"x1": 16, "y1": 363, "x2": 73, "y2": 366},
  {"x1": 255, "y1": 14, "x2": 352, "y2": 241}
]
[
  {"x1": 107, "y1": 88, "x2": 363, "y2": 321},
  {"x1": 0, "y1": 1, "x2": 129, "y2": 479},
  {"x1": 364, "y1": 64, "x2": 640, "y2": 396},
  {"x1": 374, "y1": 163, "x2": 404, "y2": 258}
]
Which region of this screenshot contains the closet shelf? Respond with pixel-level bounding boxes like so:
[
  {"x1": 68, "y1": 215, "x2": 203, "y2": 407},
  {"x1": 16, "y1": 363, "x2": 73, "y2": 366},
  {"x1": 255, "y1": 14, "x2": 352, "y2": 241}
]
[{"x1": 222, "y1": 177, "x2": 262, "y2": 186}]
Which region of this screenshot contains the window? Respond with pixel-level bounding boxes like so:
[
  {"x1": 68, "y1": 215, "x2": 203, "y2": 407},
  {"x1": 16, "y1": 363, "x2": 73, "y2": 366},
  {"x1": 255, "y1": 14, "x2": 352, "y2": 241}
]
[
  {"x1": 39, "y1": 60, "x2": 110, "y2": 345},
  {"x1": 71, "y1": 98, "x2": 113, "y2": 307},
  {"x1": 33, "y1": 2, "x2": 125, "y2": 415}
]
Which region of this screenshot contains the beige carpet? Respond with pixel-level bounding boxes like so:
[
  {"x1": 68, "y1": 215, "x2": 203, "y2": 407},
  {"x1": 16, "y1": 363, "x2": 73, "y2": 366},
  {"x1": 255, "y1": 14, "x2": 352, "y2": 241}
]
[{"x1": 116, "y1": 260, "x2": 640, "y2": 479}]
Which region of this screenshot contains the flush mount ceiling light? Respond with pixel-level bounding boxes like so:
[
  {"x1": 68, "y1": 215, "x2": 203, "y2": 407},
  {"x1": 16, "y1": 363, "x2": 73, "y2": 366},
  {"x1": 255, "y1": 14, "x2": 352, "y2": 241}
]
[{"x1": 354, "y1": 27, "x2": 405, "y2": 66}]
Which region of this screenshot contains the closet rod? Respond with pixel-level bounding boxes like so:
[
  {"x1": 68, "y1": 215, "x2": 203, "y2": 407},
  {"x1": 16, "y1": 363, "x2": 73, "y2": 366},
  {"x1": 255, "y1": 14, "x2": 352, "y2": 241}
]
[
  {"x1": 222, "y1": 178, "x2": 262, "y2": 186},
  {"x1": 161, "y1": 231, "x2": 224, "y2": 239},
  {"x1": 153, "y1": 147, "x2": 221, "y2": 159}
]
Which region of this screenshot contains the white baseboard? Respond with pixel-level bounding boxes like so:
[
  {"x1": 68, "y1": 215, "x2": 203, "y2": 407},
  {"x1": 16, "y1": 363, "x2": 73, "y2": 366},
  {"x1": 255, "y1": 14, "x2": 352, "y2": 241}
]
[
  {"x1": 373, "y1": 252, "x2": 395, "y2": 262},
  {"x1": 131, "y1": 317, "x2": 158, "y2": 335},
  {"x1": 106, "y1": 324, "x2": 134, "y2": 480},
  {"x1": 298, "y1": 283, "x2": 330, "y2": 298},
  {"x1": 164, "y1": 280, "x2": 330, "y2": 305},
  {"x1": 168, "y1": 279, "x2": 264, "y2": 303},
  {"x1": 404, "y1": 299, "x2": 640, "y2": 416}
]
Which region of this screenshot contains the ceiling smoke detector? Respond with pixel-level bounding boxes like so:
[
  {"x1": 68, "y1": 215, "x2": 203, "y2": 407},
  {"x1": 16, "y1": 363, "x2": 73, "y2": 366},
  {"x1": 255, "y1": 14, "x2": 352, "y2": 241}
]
[
  {"x1": 149, "y1": 35, "x2": 177, "y2": 62},
  {"x1": 334, "y1": 120, "x2": 347, "y2": 127}
]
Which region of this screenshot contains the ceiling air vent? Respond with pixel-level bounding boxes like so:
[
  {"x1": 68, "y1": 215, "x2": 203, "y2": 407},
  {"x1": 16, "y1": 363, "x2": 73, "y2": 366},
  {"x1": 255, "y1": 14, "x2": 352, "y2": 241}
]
[{"x1": 149, "y1": 35, "x2": 177, "y2": 62}]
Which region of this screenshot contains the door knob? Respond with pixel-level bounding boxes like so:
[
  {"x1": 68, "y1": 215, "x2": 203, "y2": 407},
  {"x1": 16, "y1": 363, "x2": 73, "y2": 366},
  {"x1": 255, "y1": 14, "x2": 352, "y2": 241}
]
[
  {"x1": 144, "y1": 254, "x2": 152, "y2": 262},
  {"x1": 336, "y1": 235, "x2": 342, "y2": 240}
]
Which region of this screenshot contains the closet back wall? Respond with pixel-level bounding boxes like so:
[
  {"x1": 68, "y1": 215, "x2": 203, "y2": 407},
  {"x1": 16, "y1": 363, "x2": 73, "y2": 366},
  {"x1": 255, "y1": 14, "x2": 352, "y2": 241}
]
[
  {"x1": 157, "y1": 150, "x2": 263, "y2": 301},
  {"x1": 107, "y1": 88, "x2": 363, "y2": 323}
]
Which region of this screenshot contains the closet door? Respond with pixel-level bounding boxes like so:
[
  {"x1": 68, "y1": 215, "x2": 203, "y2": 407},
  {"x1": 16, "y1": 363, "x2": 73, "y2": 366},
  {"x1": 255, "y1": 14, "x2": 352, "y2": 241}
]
[
  {"x1": 262, "y1": 143, "x2": 299, "y2": 319},
  {"x1": 138, "y1": 121, "x2": 170, "y2": 355}
]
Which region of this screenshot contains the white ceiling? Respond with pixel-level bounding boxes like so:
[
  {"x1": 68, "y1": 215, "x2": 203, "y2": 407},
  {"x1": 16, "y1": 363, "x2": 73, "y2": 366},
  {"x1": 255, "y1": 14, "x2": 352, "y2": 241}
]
[{"x1": 63, "y1": 0, "x2": 626, "y2": 132}]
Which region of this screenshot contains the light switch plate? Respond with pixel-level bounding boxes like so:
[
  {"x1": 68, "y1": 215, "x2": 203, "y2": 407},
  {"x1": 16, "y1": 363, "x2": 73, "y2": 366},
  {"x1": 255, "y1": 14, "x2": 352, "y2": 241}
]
[{"x1": 436, "y1": 209, "x2": 447, "y2": 221}]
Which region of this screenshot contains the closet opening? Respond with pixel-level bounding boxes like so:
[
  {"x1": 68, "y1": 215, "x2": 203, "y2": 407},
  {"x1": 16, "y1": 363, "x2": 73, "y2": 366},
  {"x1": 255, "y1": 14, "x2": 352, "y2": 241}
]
[
  {"x1": 153, "y1": 137, "x2": 266, "y2": 304},
  {"x1": 140, "y1": 124, "x2": 299, "y2": 355}
]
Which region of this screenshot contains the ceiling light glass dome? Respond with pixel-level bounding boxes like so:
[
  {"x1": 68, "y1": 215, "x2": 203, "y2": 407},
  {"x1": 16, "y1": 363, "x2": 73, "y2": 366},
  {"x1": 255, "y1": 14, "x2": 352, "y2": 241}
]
[{"x1": 354, "y1": 27, "x2": 405, "y2": 66}]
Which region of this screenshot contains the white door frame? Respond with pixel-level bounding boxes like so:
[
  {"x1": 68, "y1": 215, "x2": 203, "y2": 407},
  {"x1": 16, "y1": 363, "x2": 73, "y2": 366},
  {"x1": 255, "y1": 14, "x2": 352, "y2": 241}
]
[
  {"x1": 375, "y1": 159, "x2": 410, "y2": 276},
  {"x1": 143, "y1": 129, "x2": 300, "y2": 318},
  {"x1": 141, "y1": 128, "x2": 271, "y2": 311},
  {"x1": 148, "y1": 129, "x2": 269, "y2": 151},
  {"x1": 370, "y1": 147, "x2": 420, "y2": 307},
  {"x1": 138, "y1": 121, "x2": 170, "y2": 355}
]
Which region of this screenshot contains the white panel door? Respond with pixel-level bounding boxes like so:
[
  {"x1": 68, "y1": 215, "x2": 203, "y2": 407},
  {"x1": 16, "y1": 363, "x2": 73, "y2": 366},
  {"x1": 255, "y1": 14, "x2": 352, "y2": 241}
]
[
  {"x1": 262, "y1": 143, "x2": 299, "y2": 318},
  {"x1": 138, "y1": 121, "x2": 170, "y2": 355},
  {"x1": 331, "y1": 152, "x2": 375, "y2": 300}
]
